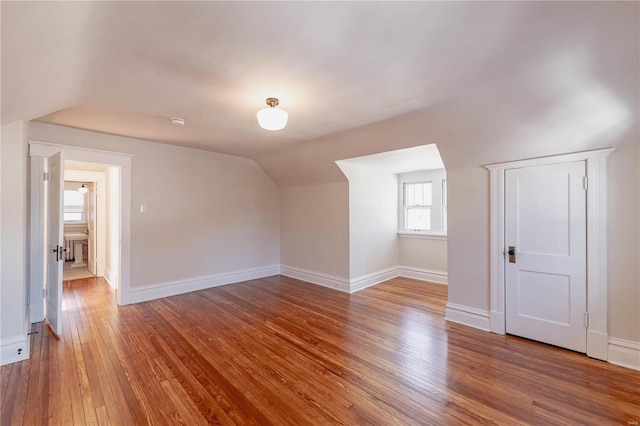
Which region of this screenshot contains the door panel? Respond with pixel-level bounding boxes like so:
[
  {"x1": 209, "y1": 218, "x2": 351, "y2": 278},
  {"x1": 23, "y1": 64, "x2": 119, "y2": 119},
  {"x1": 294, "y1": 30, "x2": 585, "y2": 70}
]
[
  {"x1": 505, "y1": 161, "x2": 586, "y2": 352},
  {"x1": 46, "y1": 151, "x2": 65, "y2": 336}
]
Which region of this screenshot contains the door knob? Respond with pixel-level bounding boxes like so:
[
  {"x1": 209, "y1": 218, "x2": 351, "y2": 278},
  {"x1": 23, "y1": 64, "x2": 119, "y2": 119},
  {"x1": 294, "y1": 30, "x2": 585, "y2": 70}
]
[{"x1": 508, "y1": 246, "x2": 516, "y2": 263}]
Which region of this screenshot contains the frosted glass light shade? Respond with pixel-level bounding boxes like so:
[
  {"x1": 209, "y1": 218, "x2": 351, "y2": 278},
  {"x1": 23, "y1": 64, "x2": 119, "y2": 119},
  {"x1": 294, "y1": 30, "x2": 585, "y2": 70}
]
[
  {"x1": 257, "y1": 107, "x2": 288, "y2": 131},
  {"x1": 78, "y1": 184, "x2": 88, "y2": 194}
]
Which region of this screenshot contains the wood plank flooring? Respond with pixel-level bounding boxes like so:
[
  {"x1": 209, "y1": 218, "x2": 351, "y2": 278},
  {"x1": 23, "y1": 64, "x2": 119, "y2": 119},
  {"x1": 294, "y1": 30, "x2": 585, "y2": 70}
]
[{"x1": 1, "y1": 275, "x2": 639, "y2": 425}]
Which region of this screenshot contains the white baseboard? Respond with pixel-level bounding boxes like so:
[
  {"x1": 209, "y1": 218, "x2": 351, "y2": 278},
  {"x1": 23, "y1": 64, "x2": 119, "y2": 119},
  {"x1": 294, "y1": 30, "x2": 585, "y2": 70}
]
[
  {"x1": 1, "y1": 335, "x2": 29, "y2": 366},
  {"x1": 128, "y1": 265, "x2": 281, "y2": 304},
  {"x1": 445, "y1": 302, "x2": 490, "y2": 331},
  {"x1": 350, "y1": 266, "x2": 398, "y2": 293},
  {"x1": 103, "y1": 265, "x2": 117, "y2": 289},
  {"x1": 397, "y1": 266, "x2": 448, "y2": 284},
  {"x1": 280, "y1": 265, "x2": 350, "y2": 292},
  {"x1": 608, "y1": 337, "x2": 640, "y2": 371}
]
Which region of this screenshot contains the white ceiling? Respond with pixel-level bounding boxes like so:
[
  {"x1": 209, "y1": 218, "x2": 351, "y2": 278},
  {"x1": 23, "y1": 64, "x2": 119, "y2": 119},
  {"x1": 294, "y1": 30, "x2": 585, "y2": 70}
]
[{"x1": 2, "y1": 2, "x2": 637, "y2": 160}]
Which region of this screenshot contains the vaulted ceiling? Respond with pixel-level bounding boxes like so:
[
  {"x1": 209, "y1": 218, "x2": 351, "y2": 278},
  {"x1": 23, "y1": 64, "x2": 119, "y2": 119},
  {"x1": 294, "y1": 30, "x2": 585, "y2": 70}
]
[{"x1": 2, "y1": 2, "x2": 637, "y2": 160}]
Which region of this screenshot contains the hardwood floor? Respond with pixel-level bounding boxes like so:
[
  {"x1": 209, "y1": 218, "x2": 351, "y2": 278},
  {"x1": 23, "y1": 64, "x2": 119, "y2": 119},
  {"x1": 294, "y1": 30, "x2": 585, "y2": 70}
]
[{"x1": 2, "y1": 275, "x2": 639, "y2": 425}]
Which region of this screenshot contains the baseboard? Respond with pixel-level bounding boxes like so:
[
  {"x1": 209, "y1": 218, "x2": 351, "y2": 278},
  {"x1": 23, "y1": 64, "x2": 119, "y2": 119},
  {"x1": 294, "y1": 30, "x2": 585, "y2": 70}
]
[
  {"x1": 349, "y1": 267, "x2": 398, "y2": 293},
  {"x1": 128, "y1": 265, "x2": 281, "y2": 304},
  {"x1": 445, "y1": 302, "x2": 490, "y2": 331},
  {"x1": 1, "y1": 335, "x2": 29, "y2": 366},
  {"x1": 397, "y1": 266, "x2": 448, "y2": 284},
  {"x1": 103, "y1": 266, "x2": 117, "y2": 289},
  {"x1": 280, "y1": 265, "x2": 351, "y2": 292},
  {"x1": 608, "y1": 337, "x2": 640, "y2": 371}
]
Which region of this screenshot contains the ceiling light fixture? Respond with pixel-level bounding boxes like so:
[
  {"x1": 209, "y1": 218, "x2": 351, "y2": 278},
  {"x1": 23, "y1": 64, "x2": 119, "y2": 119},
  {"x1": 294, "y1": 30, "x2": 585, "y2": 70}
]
[
  {"x1": 78, "y1": 184, "x2": 88, "y2": 194},
  {"x1": 257, "y1": 97, "x2": 288, "y2": 131},
  {"x1": 170, "y1": 117, "x2": 186, "y2": 127}
]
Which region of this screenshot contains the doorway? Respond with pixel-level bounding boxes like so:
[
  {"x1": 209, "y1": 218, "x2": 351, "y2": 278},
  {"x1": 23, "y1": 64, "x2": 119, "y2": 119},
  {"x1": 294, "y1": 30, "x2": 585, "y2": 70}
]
[
  {"x1": 486, "y1": 149, "x2": 613, "y2": 360},
  {"x1": 28, "y1": 141, "x2": 133, "y2": 333},
  {"x1": 63, "y1": 164, "x2": 109, "y2": 283}
]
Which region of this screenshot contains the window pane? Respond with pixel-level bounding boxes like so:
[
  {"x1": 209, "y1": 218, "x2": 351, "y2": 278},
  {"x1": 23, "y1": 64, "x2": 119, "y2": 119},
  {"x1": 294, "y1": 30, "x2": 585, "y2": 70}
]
[
  {"x1": 64, "y1": 212, "x2": 83, "y2": 221},
  {"x1": 404, "y1": 182, "x2": 432, "y2": 206},
  {"x1": 64, "y1": 190, "x2": 84, "y2": 207},
  {"x1": 406, "y1": 207, "x2": 431, "y2": 230}
]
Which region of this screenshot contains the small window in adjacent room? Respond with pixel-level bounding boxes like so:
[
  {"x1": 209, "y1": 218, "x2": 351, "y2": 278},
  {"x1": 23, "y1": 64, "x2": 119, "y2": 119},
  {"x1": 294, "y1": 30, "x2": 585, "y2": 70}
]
[
  {"x1": 399, "y1": 169, "x2": 447, "y2": 236},
  {"x1": 64, "y1": 190, "x2": 85, "y2": 223}
]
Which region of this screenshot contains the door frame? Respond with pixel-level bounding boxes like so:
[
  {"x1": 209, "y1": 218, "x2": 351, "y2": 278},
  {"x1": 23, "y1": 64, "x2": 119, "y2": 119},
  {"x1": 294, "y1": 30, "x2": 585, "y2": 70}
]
[
  {"x1": 485, "y1": 148, "x2": 613, "y2": 360},
  {"x1": 29, "y1": 141, "x2": 134, "y2": 318}
]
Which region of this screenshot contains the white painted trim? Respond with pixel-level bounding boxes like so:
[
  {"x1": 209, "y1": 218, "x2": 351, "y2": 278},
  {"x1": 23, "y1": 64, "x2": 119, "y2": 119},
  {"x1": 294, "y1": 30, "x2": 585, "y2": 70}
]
[
  {"x1": 398, "y1": 266, "x2": 448, "y2": 284},
  {"x1": 0, "y1": 335, "x2": 29, "y2": 366},
  {"x1": 128, "y1": 265, "x2": 281, "y2": 304},
  {"x1": 350, "y1": 266, "x2": 398, "y2": 293},
  {"x1": 608, "y1": 338, "x2": 640, "y2": 371},
  {"x1": 280, "y1": 265, "x2": 351, "y2": 292},
  {"x1": 445, "y1": 303, "x2": 490, "y2": 331},
  {"x1": 485, "y1": 148, "x2": 613, "y2": 360},
  {"x1": 397, "y1": 232, "x2": 447, "y2": 241},
  {"x1": 28, "y1": 157, "x2": 46, "y2": 323}
]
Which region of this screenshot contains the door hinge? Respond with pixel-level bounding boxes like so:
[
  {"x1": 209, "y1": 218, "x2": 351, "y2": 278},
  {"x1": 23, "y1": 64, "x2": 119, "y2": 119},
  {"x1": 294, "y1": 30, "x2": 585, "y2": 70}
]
[
  {"x1": 582, "y1": 176, "x2": 588, "y2": 191},
  {"x1": 43, "y1": 171, "x2": 49, "y2": 181},
  {"x1": 584, "y1": 312, "x2": 589, "y2": 328},
  {"x1": 43, "y1": 288, "x2": 48, "y2": 299}
]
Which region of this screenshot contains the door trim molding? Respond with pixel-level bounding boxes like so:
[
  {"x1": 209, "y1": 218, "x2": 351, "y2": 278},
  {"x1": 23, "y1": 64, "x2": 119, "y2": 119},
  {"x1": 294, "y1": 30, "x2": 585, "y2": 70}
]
[{"x1": 485, "y1": 148, "x2": 614, "y2": 360}]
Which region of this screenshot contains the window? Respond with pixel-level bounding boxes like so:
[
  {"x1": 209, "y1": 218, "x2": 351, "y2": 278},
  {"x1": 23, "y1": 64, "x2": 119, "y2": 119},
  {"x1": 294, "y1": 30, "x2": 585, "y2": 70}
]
[
  {"x1": 403, "y1": 182, "x2": 432, "y2": 231},
  {"x1": 64, "y1": 190, "x2": 85, "y2": 223},
  {"x1": 399, "y1": 169, "x2": 447, "y2": 236}
]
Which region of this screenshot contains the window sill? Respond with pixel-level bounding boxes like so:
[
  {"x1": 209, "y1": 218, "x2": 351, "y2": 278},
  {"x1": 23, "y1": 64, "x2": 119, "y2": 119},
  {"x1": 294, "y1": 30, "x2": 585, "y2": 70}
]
[{"x1": 397, "y1": 232, "x2": 447, "y2": 241}]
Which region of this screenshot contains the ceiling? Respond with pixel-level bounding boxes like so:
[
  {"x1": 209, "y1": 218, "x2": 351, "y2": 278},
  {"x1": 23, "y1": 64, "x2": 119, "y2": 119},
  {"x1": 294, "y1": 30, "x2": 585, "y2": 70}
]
[
  {"x1": 2, "y1": 2, "x2": 637, "y2": 160},
  {"x1": 337, "y1": 145, "x2": 444, "y2": 174}
]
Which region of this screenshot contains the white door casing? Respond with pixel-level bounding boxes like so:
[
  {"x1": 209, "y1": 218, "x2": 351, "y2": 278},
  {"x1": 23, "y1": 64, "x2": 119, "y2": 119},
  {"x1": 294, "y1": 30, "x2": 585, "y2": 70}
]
[
  {"x1": 87, "y1": 183, "x2": 97, "y2": 275},
  {"x1": 45, "y1": 151, "x2": 65, "y2": 336},
  {"x1": 505, "y1": 161, "x2": 587, "y2": 352},
  {"x1": 486, "y1": 148, "x2": 612, "y2": 360}
]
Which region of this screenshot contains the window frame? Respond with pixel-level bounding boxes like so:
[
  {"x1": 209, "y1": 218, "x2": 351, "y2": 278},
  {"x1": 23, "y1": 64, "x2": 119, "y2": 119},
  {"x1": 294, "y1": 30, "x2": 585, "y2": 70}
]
[{"x1": 398, "y1": 169, "x2": 447, "y2": 238}]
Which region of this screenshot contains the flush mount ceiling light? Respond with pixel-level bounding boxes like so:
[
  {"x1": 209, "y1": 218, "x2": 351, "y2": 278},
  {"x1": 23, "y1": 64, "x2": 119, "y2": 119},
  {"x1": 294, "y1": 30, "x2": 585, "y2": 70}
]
[
  {"x1": 78, "y1": 184, "x2": 88, "y2": 194},
  {"x1": 170, "y1": 117, "x2": 186, "y2": 127},
  {"x1": 257, "y1": 97, "x2": 288, "y2": 131}
]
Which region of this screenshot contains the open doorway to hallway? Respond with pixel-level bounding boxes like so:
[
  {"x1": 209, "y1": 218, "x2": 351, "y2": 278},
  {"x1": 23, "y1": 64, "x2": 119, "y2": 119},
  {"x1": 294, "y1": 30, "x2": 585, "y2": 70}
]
[{"x1": 61, "y1": 161, "x2": 121, "y2": 289}]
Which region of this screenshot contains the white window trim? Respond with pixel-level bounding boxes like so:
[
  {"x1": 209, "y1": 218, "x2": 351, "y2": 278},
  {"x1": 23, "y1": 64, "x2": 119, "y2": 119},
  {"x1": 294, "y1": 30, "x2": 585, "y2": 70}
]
[{"x1": 398, "y1": 169, "x2": 447, "y2": 236}]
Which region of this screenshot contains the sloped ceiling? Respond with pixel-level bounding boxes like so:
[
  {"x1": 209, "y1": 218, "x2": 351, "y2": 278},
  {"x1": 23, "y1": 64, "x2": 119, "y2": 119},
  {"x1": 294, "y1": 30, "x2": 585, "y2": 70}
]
[{"x1": 2, "y1": 2, "x2": 638, "y2": 160}]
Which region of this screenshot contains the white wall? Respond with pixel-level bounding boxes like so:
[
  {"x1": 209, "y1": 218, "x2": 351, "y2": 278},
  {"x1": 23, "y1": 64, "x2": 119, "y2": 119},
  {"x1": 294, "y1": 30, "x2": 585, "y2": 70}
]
[
  {"x1": 1, "y1": 121, "x2": 30, "y2": 365},
  {"x1": 337, "y1": 164, "x2": 398, "y2": 279},
  {"x1": 28, "y1": 122, "x2": 281, "y2": 300},
  {"x1": 280, "y1": 182, "x2": 349, "y2": 279}
]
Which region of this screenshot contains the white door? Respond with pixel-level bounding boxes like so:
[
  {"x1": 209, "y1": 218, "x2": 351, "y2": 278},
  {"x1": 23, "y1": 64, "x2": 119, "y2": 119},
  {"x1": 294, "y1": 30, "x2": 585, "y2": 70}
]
[
  {"x1": 505, "y1": 161, "x2": 587, "y2": 352},
  {"x1": 87, "y1": 183, "x2": 97, "y2": 275},
  {"x1": 46, "y1": 151, "x2": 65, "y2": 337}
]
